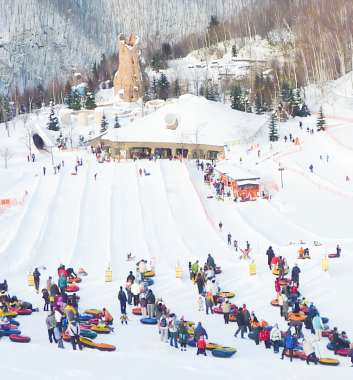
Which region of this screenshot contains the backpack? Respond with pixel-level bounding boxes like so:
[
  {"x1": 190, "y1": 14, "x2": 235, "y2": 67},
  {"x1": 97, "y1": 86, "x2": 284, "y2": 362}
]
[{"x1": 160, "y1": 317, "x2": 166, "y2": 328}]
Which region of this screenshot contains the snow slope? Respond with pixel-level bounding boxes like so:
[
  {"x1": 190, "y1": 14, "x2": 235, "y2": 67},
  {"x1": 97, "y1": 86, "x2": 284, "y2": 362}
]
[{"x1": 0, "y1": 99, "x2": 353, "y2": 379}]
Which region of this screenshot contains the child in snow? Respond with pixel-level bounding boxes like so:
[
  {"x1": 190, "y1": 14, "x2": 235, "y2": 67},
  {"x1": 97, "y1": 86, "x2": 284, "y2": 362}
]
[
  {"x1": 120, "y1": 314, "x2": 129, "y2": 325},
  {"x1": 197, "y1": 334, "x2": 207, "y2": 356},
  {"x1": 198, "y1": 296, "x2": 204, "y2": 311},
  {"x1": 54, "y1": 327, "x2": 64, "y2": 349},
  {"x1": 42, "y1": 288, "x2": 50, "y2": 311}
]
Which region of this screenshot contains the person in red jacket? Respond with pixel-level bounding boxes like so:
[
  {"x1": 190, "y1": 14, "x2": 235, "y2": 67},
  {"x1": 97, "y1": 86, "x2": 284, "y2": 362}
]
[
  {"x1": 259, "y1": 329, "x2": 271, "y2": 349},
  {"x1": 58, "y1": 265, "x2": 68, "y2": 279},
  {"x1": 275, "y1": 279, "x2": 281, "y2": 299},
  {"x1": 271, "y1": 255, "x2": 279, "y2": 270},
  {"x1": 196, "y1": 334, "x2": 207, "y2": 356}
]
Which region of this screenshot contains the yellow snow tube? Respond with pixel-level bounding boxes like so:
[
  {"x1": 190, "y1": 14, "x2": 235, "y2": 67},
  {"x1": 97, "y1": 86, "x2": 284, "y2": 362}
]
[
  {"x1": 145, "y1": 271, "x2": 155, "y2": 277},
  {"x1": 272, "y1": 269, "x2": 289, "y2": 276},
  {"x1": 91, "y1": 326, "x2": 111, "y2": 334},
  {"x1": 217, "y1": 346, "x2": 237, "y2": 353},
  {"x1": 217, "y1": 292, "x2": 235, "y2": 299},
  {"x1": 186, "y1": 321, "x2": 195, "y2": 326},
  {"x1": 80, "y1": 337, "x2": 96, "y2": 349},
  {"x1": 319, "y1": 358, "x2": 340, "y2": 366},
  {"x1": 206, "y1": 343, "x2": 221, "y2": 350},
  {"x1": 0, "y1": 311, "x2": 18, "y2": 318},
  {"x1": 187, "y1": 329, "x2": 194, "y2": 335},
  {"x1": 85, "y1": 309, "x2": 102, "y2": 315}
]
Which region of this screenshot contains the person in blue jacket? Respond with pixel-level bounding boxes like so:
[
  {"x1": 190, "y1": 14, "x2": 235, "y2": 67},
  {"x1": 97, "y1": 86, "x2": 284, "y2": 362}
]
[
  {"x1": 281, "y1": 330, "x2": 295, "y2": 362},
  {"x1": 194, "y1": 322, "x2": 208, "y2": 342}
]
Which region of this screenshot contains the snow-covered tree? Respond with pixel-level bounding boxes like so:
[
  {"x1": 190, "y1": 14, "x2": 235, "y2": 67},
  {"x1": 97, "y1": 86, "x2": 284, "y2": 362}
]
[
  {"x1": 173, "y1": 79, "x2": 181, "y2": 98},
  {"x1": 47, "y1": 102, "x2": 59, "y2": 131},
  {"x1": 255, "y1": 93, "x2": 264, "y2": 115},
  {"x1": 230, "y1": 84, "x2": 243, "y2": 111},
  {"x1": 64, "y1": 81, "x2": 73, "y2": 108},
  {"x1": 150, "y1": 76, "x2": 158, "y2": 99},
  {"x1": 316, "y1": 106, "x2": 326, "y2": 131},
  {"x1": 158, "y1": 73, "x2": 170, "y2": 100},
  {"x1": 72, "y1": 90, "x2": 81, "y2": 111},
  {"x1": 232, "y1": 45, "x2": 237, "y2": 57},
  {"x1": 84, "y1": 88, "x2": 96, "y2": 110},
  {"x1": 100, "y1": 113, "x2": 108, "y2": 133},
  {"x1": 56, "y1": 131, "x2": 67, "y2": 148},
  {"x1": 114, "y1": 115, "x2": 121, "y2": 128},
  {"x1": 268, "y1": 113, "x2": 279, "y2": 141}
]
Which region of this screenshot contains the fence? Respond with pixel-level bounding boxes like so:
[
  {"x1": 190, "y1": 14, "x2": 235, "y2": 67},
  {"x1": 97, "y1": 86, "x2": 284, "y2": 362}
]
[
  {"x1": 0, "y1": 191, "x2": 28, "y2": 215},
  {"x1": 184, "y1": 160, "x2": 215, "y2": 229},
  {"x1": 325, "y1": 125, "x2": 353, "y2": 152},
  {"x1": 260, "y1": 181, "x2": 279, "y2": 192}
]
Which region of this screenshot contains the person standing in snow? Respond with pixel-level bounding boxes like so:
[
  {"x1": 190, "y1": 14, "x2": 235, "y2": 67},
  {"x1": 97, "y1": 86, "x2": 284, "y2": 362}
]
[
  {"x1": 33, "y1": 268, "x2": 41, "y2": 294},
  {"x1": 131, "y1": 280, "x2": 140, "y2": 306},
  {"x1": 43, "y1": 167, "x2": 46, "y2": 176},
  {"x1": 139, "y1": 168, "x2": 142, "y2": 177},
  {"x1": 94, "y1": 173, "x2": 97, "y2": 180},
  {"x1": 54, "y1": 166, "x2": 57, "y2": 175},
  {"x1": 284, "y1": 136, "x2": 287, "y2": 143},
  {"x1": 242, "y1": 304, "x2": 251, "y2": 332},
  {"x1": 206, "y1": 254, "x2": 215, "y2": 271},
  {"x1": 205, "y1": 292, "x2": 214, "y2": 315},
  {"x1": 196, "y1": 273, "x2": 204, "y2": 295},
  {"x1": 309, "y1": 164, "x2": 313, "y2": 173},
  {"x1": 27, "y1": 155, "x2": 29, "y2": 162},
  {"x1": 146, "y1": 290, "x2": 155, "y2": 318},
  {"x1": 140, "y1": 291, "x2": 147, "y2": 317},
  {"x1": 54, "y1": 326, "x2": 64, "y2": 349},
  {"x1": 177, "y1": 321, "x2": 189, "y2": 351},
  {"x1": 194, "y1": 322, "x2": 208, "y2": 342},
  {"x1": 302, "y1": 339, "x2": 319, "y2": 365},
  {"x1": 62, "y1": 160, "x2": 64, "y2": 167},
  {"x1": 234, "y1": 307, "x2": 246, "y2": 338},
  {"x1": 326, "y1": 155, "x2": 329, "y2": 162},
  {"x1": 58, "y1": 272, "x2": 67, "y2": 293},
  {"x1": 312, "y1": 312, "x2": 324, "y2": 340},
  {"x1": 278, "y1": 256, "x2": 284, "y2": 279},
  {"x1": 222, "y1": 298, "x2": 231, "y2": 324},
  {"x1": 291, "y1": 264, "x2": 301, "y2": 288},
  {"x1": 227, "y1": 233, "x2": 232, "y2": 245},
  {"x1": 196, "y1": 334, "x2": 207, "y2": 356},
  {"x1": 139, "y1": 260, "x2": 147, "y2": 281},
  {"x1": 118, "y1": 286, "x2": 127, "y2": 313},
  {"x1": 270, "y1": 324, "x2": 281, "y2": 353},
  {"x1": 210, "y1": 279, "x2": 218, "y2": 306},
  {"x1": 299, "y1": 121, "x2": 302, "y2": 129},
  {"x1": 46, "y1": 311, "x2": 57, "y2": 343},
  {"x1": 266, "y1": 246, "x2": 275, "y2": 270},
  {"x1": 125, "y1": 281, "x2": 133, "y2": 305},
  {"x1": 281, "y1": 330, "x2": 295, "y2": 362},
  {"x1": 75, "y1": 165, "x2": 78, "y2": 174},
  {"x1": 233, "y1": 240, "x2": 238, "y2": 251},
  {"x1": 69, "y1": 321, "x2": 83, "y2": 351},
  {"x1": 150, "y1": 256, "x2": 156, "y2": 273},
  {"x1": 219, "y1": 221, "x2": 223, "y2": 232}
]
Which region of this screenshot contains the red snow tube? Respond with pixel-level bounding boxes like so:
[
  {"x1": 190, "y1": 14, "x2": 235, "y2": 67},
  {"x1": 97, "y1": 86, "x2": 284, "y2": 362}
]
[
  {"x1": 80, "y1": 323, "x2": 93, "y2": 329},
  {"x1": 270, "y1": 300, "x2": 280, "y2": 307},
  {"x1": 10, "y1": 308, "x2": 32, "y2": 316},
  {"x1": 68, "y1": 277, "x2": 82, "y2": 284},
  {"x1": 322, "y1": 330, "x2": 332, "y2": 338},
  {"x1": 88, "y1": 319, "x2": 99, "y2": 325},
  {"x1": 299, "y1": 352, "x2": 316, "y2": 362},
  {"x1": 281, "y1": 332, "x2": 288, "y2": 338},
  {"x1": 66, "y1": 285, "x2": 79, "y2": 292},
  {"x1": 300, "y1": 307, "x2": 309, "y2": 314},
  {"x1": 328, "y1": 254, "x2": 339, "y2": 258},
  {"x1": 328, "y1": 334, "x2": 333, "y2": 341},
  {"x1": 214, "y1": 308, "x2": 224, "y2": 314},
  {"x1": 279, "y1": 279, "x2": 291, "y2": 285},
  {"x1": 9, "y1": 334, "x2": 31, "y2": 343},
  {"x1": 132, "y1": 308, "x2": 142, "y2": 315},
  {"x1": 337, "y1": 349, "x2": 350, "y2": 357},
  {"x1": 215, "y1": 269, "x2": 222, "y2": 274}
]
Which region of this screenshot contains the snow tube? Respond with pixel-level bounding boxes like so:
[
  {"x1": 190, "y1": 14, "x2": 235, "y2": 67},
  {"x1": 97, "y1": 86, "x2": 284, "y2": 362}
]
[
  {"x1": 270, "y1": 300, "x2": 280, "y2": 307},
  {"x1": 144, "y1": 271, "x2": 155, "y2": 277},
  {"x1": 322, "y1": 317, "x2": 329, "y2": 324},
  {"x1": 229, "y1": 314, "x2": 237, "y2": 322},
  {"x1": 299, "y1": 352, "x2": 316, "y2": 362},
  {"x1": 145, "y1": 173, "x2": 151, "y2": 176},
  {"x1": 319, "y1": 358, "x2": 340, "y2": 366},
  {"x1": 277, "y1": 339, "x2": 285, "y2": 347},
  {"x1": 95, "y1": 343, "x2": 116, "y2": 352},
  {"x1": 328, "y1": 254, "x2": 339, "y2": 258},
  {"x1": 80, "y1": 323, "x2": 93, "y2": 330},
  {"x1": 79, "y1": 314, "x2": 92, "y2": 322},
  {"x1": 187, "y1": 329, "x2": 194, "y2": 335},
  {"x1": 91, "y1": 326, "x2": 111, "y2": 334},
  {"x1": 187, "y1": 340, "x2": 197, "y2": 347},
  {"x1": 66, "y1": 285, "x2": 79, "y2": 292},
  {"x1": 212, "y1": 349, "x2": 235, "y2": 358},
  {"x1": 7, "y1": 319, "x2": 20, "y2": 327},
  {"x1": 9, "y1": 308, "x2": 32, "y2": 316},
  {"x1": 281, "y1": 332, "x2": 288, "y2": 338},
  {"x1": 0, "y1": 312, "x2": 18, "y2": 318},
  {"x1": 80, "y1": 330, "x2": 97, "y2": 339},
  {"x1": 214, "y1": 308, "x2": 224, "y2": 314},
  {"x1": 279, "y1": 279, "x2": 291, "y2": 285},
  {"x1": 215, "y1": 268, "x2": 222, "y2": 274},
  {"x1": 217, "y1": 292, "x2": 234, "y2": 299},
  {"x1": 288, "y1": 312, "x2": 306, "y2": 321},
  {"x1": 185, "y1": 321, "x2": 195, "y2": 326},
  {"x1": 68, "y1": 277, "x2": 82, "y2": 284},
  {"x1": 327, "y1": 343, "x2": 334, "y2": 350},
  {"x1": 207, "y1": 196, "x2": 213, "y2": 199},
  {"x1": 337, "y1": 349, "x2": 350, "y2": 357},
  {"x1": 133, "y1": 308, "x2": 142, "y2": 315},
  {"x1": 300, "y1": 307, "x2": 309, "y2": 315},
  {"x1": 9, "y1": 334, "x2": 31, "y2": 343},
  {"x1": 71, "y1": 173, "x2": 77, "y2": 175},
  {"x1": 61, "y1": 333, "x2": 71, "y2": 342},
  {"x1": 272, "y1": 269, "x2": 289, "y2": 276},
  {"x1": 322, "y1": 330, "x2": 332, "y2": 338},
  {"x1": 248, "y1": 333, "x2": 254, "y2": 340},
  {"x1": 79, "y1": 337, "x2": 96, "y2": 349},
  {"x1": 145, "y1": 278, "x2": 154, "y2": 286},
  {"x1": 284, "y1": 349, "x2": 301, "y2": 359},
  {"x1": 88, "y1": 319, "x2": 99, "y2": 325},
  {"x1": 217, "y1": 346, "x2": 237, "y2": 353},
  {"x1": 206, "y1": 343, "x2": 221, "y2": 350},
  {"x1": 328, "y1": 335, "x2": 333, "y2": 341},
  {"x1": 2, "y1": 329, "x2": 21, "y2": 336},
  {"x1": 140, "y1": 318, "x2": 157, "y2": 325},
  {"x1": 85, "y1": 309, "x2": 102, "y2": 318}
]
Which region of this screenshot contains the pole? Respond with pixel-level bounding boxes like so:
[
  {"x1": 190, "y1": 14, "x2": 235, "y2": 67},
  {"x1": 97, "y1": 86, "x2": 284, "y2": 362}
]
[{"x1": 281, "y1": 170, "x2": 283, "y2": 188}]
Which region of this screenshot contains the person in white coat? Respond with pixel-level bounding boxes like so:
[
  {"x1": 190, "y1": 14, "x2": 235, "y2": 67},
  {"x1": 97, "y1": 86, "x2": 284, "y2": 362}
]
[
  {"x1": 139, "y1": 260, "x2": 147, "y2": 281},
  {"x1": 302, "y1": 339, "x2": 318, "y2": 365},
  {"x1": 131, "y1": 280, "x2": 140, "y2": 307},
  {"x1": 168, "y1": 314, "x2": 178, "y2": 348},
  {"x1": 68, "y1": 321, "x2": 83, "y2": 351},
  {"x1": 270, "y1": 323, "x2": 281, "y2": 353},
  {"x1": 209, "y1": 279, "x2": 219, "y2": 306},
  {"x1": 160, "y1": 314, "x2": 169, "y2": 343},
  {"x1": 150, "y1": 257, "x2": 156, "y2": 273}
]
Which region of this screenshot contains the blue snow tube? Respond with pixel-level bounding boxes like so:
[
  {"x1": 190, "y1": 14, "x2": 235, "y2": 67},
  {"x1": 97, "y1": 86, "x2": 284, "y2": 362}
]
[
  {"x1": 248, "y1": 332, "x2": 254, "y2": 340},
  {"x1": 7, "y1": 319, "x2": 20, "y2": 327},
  {"x1": 322, "y1": 317, "x2": 329, "y2": 324},
  {"x1": 145, "y1": 278, "x2": 154, "y2": 286},
  {"x1": 140, "y1": 318, "x2": 157, "y2": 325},
  {"x1": 212, "y1": 349, "x2": 235, "y2": 358},
  {"x1": 327, "y1": 343, "x2": 333, "y2": 351},
  {"x1": 3, "y1": 329, "x2": 21, "y2": 336},
  {"x1": 80, "y1": 330, "x2": 97, "y2": 339},
  {"x1": 264, "y1": 326, "x2": 272, "y2": 331},
  {"x1": 187, "y1": 340, "x2": 197, "y2": 347},
  {"x1": 79, "y1": 314, "x2": 92, "y2": 322}
]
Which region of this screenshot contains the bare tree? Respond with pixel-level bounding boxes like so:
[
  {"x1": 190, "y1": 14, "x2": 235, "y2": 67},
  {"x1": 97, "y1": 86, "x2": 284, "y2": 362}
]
[
  {"x1": 112, "y1": 129, "x2": 125, "y2": 157},
  {"x1": 0, "y1": 144, "x2": 13, "y2": 169},
  {"x1": 10, "y1": 116, "x2": 18, "y2": 131},
  {"x1": 189, "y1": 121, "x2": 207, "y2": 159},
  {"x1": 178, "y1": 131, "x2": 189, "y2": 161},
  {"x1": 21, "y1": 113, "x2": 30, "y2": 129},
  {"x1": 19, "y1": 124, "x2": 34, "y2": 156},
  {"x1": 64, "y1": 123, "x2": 77, "y2": 150}
]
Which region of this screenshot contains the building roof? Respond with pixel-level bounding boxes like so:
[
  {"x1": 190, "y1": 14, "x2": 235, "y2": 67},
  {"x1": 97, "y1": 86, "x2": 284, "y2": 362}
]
[{"x1": 215, "y1": 163, "x2": 260, "y2": 182}]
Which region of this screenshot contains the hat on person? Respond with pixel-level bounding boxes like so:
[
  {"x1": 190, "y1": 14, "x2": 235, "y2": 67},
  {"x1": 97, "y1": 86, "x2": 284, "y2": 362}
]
[
  {"x1": 129, "y1": 271, "x2": 133, "y2": 274},
  {"x1": 162, "y1": 305, "x2": 166, "y2": 309},
  {"x1": 251, "y1": 311, "x2": 255, "y2": 315},
  {"x1": 243, "y1": 304, "x2": 246, "y2": 308},
  {"x1": 295, "y1": 263, "x2": 297, "y2": 266},
  {"x1": 47, "y1": 311, "x2": 52, "y2": 316},
  {"x1": 225, "y1": 298, "x2": 229, "y2": 302},
  {"x1": 49, "y1": 276, "x2": 52, "y2": 279},
  {"x1": 141, "y1": 289, "x2": 146, "y2": 293},
  {"x1": 181, "y1": 316, "x2": 184, "y2": 320},
  {"x1": 120, "y1": 286, "x2": 123, "y2": 290}
]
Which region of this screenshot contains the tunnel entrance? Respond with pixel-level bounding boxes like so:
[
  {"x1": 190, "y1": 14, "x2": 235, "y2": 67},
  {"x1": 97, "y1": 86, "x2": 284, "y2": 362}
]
[{"x1": 33, "y1": 134, "x2": 45, "y2": 151}]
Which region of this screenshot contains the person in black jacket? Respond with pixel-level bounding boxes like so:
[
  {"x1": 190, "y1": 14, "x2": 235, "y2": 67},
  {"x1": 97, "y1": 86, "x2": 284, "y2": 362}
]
[
  {"x1": 118, "y1": 286, "x2": 127, "y2": 313},
  {"x1": 60, "y1": 290, "x2": 69, "y2": 305},
  {"x1": 33, "y1": 268, "x2": 41, "y2": 294},
  {"x1": 252, "y1": 318, "x2": 263, "y2": 345},
  {"x1": 146, "y1": 290, "x2": 155, "y2": 318},
  {"x1": 266, "y1": 247, "x2": 275, "y2": 270},
  {"x1": 234, "y1": 307, "x2": 246, "y2": 338},
  {"x1": 50, "y1": 281, "x2": 60, "y2": 297},
  {"x1": 194, "y1": 322, "x2": 208, "y2": 341},
  {"x1": 196, "y1": 273, "x2": 204, "y2": 295},
  {"x1": 291, "y1": 264, "x2": 301, "y2": 288},
  {"x1": 0, "y1": 280, "x2": 8, "y2": 291},
  {"x1": 70, "y1": 293, "x2": 78, "y2": 314},
  {"x1": 206, "y1": 254, "x2": 215, "y2": 270},
  {"x1": 127, "y1": 271, "x2": 135, "y2": 283},
  {"x1": 331, "y1": 328, "x2": 339, "y2": 354}
]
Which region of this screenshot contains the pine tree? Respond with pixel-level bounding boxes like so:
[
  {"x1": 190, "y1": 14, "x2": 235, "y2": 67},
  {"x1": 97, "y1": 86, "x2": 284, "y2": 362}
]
[
  {"x1": 230, "y1": 84, "x2": 243, "y2": 111},
  {"x1": 47, "y1": 102, "x2": 59, "y2": 131},
  {"x1": 268, "y1": 113, "x2": 279, "y2": 141},
  {"x1": 114, "y1": 115, "x2": 121, "y2": 128},
  {"x1": 36, "y1": 83, "x2": 45, "y2": 107},
  {"x1": 84, "y1": 87, "x2": 96, "y2": 110},
  {"x1": 173, "y1": 79, "x2": 181, "y2": 98},
  {"x1": 232, "y1": 45, "x2": 237, "y2": 57},
  {"x1": 64, "y1": 80, "x2": 73, "y2": 108},
  {"x1": 56, "y1": 131, "x2": 67, "y2": 148},
  {"x1": 72, "y1": 90, "x2": 81, "y2": 111},
  {"x1": 205, "y1": 86, "x2": 216, "y2": 101},
  {"x1": 316, "y1": 106, "x2": 326, "y2": 131},
  {"x1": 158, "y1": 73, "x2": 170, "y2": 100},
  {"x1": 255, "y1": 93, "x2": 264, "y2": 115},
  {"x1": 100, "y1": 113, "x2": 108, "y2": 133},
  {"x1": 199, "y1": 85, "x2": 205, "y2": 97},
  {"x1": 150, "y1": 76, "x2": 158, "y2": 99},
  {"x1": 92, "y1": 62, "x2": 99, "y2": 91}
]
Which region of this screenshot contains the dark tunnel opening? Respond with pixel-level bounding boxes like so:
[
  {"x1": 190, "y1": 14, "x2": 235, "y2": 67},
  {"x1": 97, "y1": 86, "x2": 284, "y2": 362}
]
[{"x1": 33, "y1": 134, "x2": 45, "y2": 151}]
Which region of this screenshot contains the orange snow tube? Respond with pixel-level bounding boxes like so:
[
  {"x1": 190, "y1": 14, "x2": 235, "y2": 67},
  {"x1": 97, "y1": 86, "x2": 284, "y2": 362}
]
[
  {"x1": 95, "y1": 343, "x2": 116, "y2": 352},
  {"x1": 229, "y1": 314, "x2": 237, "y2": 322},
  {"x1": 288, "y1": 312, "x2": 306, "y2": 321},
  {"x1": 270, "y1": 300, "x2": 280, "y2": 307}
]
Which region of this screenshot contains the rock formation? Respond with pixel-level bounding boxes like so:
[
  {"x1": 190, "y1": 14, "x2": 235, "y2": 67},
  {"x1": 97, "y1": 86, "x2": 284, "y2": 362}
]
[{"x1": 114, "y1": 33, "x2": 145, "y2": 102}]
